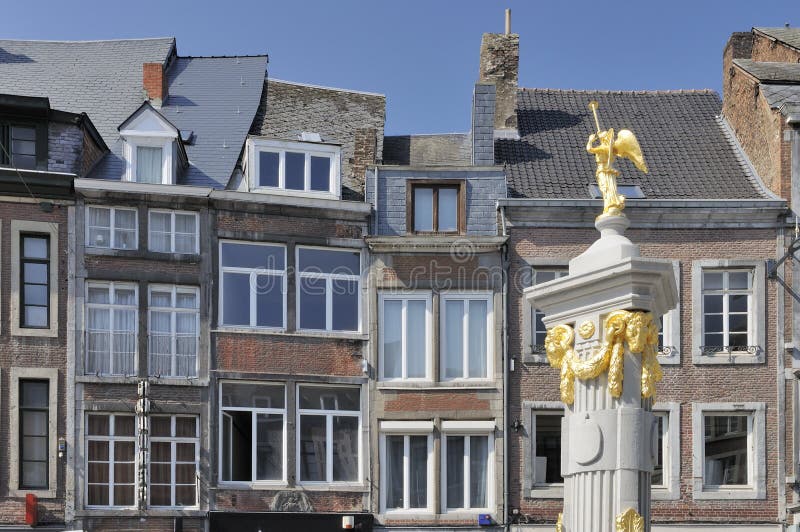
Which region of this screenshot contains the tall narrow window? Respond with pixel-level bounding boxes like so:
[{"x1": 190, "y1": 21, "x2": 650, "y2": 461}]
[
  {"x1": 297, "y1": 247, "x2": 361, "y2": 332},
  {"x1": 298, "y1": 386, "x2": 361, "y2": 483},
  {"x1": 701, "y1": 269, "x2": 752, "y2": 353},
  {"x1": 149, "y1": 285, "x2": 199, "y2": 377},
  {"x1": 443, "y1": 434, "x2": 491, "y2": 511},
  {"x1": 85, "y1": 282, "x2": 137, "y2": 375},
  {"x1": 20, "y1": 234, "x2": 49, "y2": 328},
  {"x1": 441, "y1": 293, "x2": 492, "y2": 380},
  {"x1": 149, "y1": 210, "x2": 198, "y2": 254},
  {"x1": 410, "y1": 182, "x2": 463, "y2": 234},
  {"x1": 652, "y1": 413, "x2": 667, "y2": 488},
  {"x1": 19, "y1": 380, "x2": 49, "y2": 489},
  {"x1": 150, "y1": 415, "x2": 199, "y2": 507},
  {"x1": 136, "y1": 146, "x2": 163, "y2": 184},
  {"x1": 86, "y1": 206, "x2": 138, "y2": 250},
  {"x1": 220, "y1": 383, "x2": 286, "y2": 483},
  {"x1": 530, "y1": 269, "x2": 567, "y2": 352},
  {"x1": 86, "y1": 414, "x2": 136, "y2": 507},
  {"x1": 532, "y1": 411, "x2": 563, "y2": 486},
  {"x1": 220, "y1": 241, "x2": 286, "y2": 328},
  {"x1": 703, "y1": 413, "x2": 750, "y2": 487},
  {"x1": 380, "y1": 293, "x2": 431, "y2": 380},
  {"x1": 382, "y1": 434, "x2": 431, "y2": 511}
]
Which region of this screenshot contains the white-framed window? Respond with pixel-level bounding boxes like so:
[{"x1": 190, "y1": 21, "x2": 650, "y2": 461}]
[
  {"x1": 440, "y1": 292, "x2": 493, "y2": 380},
  {"x1": 530, "y1": 269, "x2": 567, "y2": 353},
  {"x1": 297, "y1": 247, "x2": 361, "y2": 333},
  {"x1": 531, "y1": 410, "x2": 563, "y2": 489},
  {"x1": 297, "y1": 385, "x2": 361, "y2": 484},
  {"x1": 10, "y1": 220, "x2": 59, "y2": 337},
  {"x1": 149, "y1": 415, "x2": 199, "y2": 508},
  {"x1": 441, "y1": 421, "x2": 495, "y2": 513},
  {"x1": 247, "y1": 138, "x2": 341, "y2": 198},
  {"x1": 148, "y1": 210, "x2": 199, "y2": 254},
  {"x1": 656, "y1": 261, "x2": 681, "y2": 365},
  {"x1": 86, "y1": 206, "x2": 138, "y2": 250},
  {"x1": 85, "y1": 281, "x2": 137, "y2": 376},
  {"x1": 219, "y1": 382, "x2": 286, "y2": 484},
  {"x1": 219, "y1": 241, "x2": 286, "y2": 329},
  {"x1": 136, "y1": 145, "x2": 163, "y2": 184},
  {"x1": 379, "y1": 421, "x2": 434, "y2": 514},
  {"x1": 148, "y1": 285, "x2": 199, "y2": 378},
  {"x1": 379, "y1": 292, "x2": 432, "y2": 380},
  {"x1": 651, "y1": 402, "x2": 680, "y2": 500},
  {"x1": 691, "y1": 402, "x2": 766, "y2": 500},
  {"x1": 86, "y1": 413, "x2": 137, "y2": 508}
]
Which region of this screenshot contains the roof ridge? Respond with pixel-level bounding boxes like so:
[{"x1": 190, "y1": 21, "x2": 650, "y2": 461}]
[
  {"x1": 0, "y1": 37, "x2": 175, "y2": 44},
  {"x1": 518, "y1": 87, "x2": 717, "y2": 95},
  {"x1": 179, "y1": 54, "x2": 268, "y2": 59},
  {"x1": 735, "y1": 58, "x2": 800, "y2": 66}
]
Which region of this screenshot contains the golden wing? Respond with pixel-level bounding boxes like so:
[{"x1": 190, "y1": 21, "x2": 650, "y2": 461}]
[{"x1": 613, "y1": 129, "x2": 648, "y2": 174}]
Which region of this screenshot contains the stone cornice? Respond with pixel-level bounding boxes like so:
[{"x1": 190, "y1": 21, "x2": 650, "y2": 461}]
[{"x1": 365, "y1": 235, "x2": 508, "y2": 253}]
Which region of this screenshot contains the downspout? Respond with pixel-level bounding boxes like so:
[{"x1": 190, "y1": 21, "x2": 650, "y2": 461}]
[
  {"x1": 500, "y1": 203, "x2": 509, "y2": 530},
  {"x1": 778, "y1": 217, "x2": 788, "y2": 527}
]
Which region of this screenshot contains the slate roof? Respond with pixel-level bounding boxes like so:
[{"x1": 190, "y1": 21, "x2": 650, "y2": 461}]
[
  {"x1": 496, "y1": 89, "x2": 771, "y2": 199},
  {"x1": 0, "y1": 38, "x2": 175, "y2": 143},
  {"x1": 383, "y1": 133, "x2": 472, "y2": 166},
  {"x1": 754, "y1": 27, "x2": 800, "y2": 51},
  {"x1": 734, "y1": 59, "x2": 800, "y2": 83},
  {"x1": 761, "y1": 84, "x2": 800, "y2": 109}
]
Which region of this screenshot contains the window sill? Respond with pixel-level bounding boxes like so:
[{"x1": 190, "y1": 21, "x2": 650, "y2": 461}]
[
  {"x1": 376, "y1": 381, "x2": 499, "y2": 391},
  {"x1": 10, "y1": 488, "x2": 55, "y2": 499},
  {"x1": 86, "y1": 247, "x2": 201, "y2": 263},
  {"x1": 692, "y1": 485, "x2": 765, "y2": 500},
  {"x1": 526, "y1": 486, "x2": 563, "y2": 499},
  {"x1": 77, "y1": 374, "x2": 139, "y2": 384},
  {"x1": 692, "y1": 348, "x2": 764, "y2": 365},
  {"x1": 651, "y1": 486, "x2": 680, "y2": 501},
  {"x1": 77, "y1": 508, "x2": 206, "y2": 517},
  {"x1": 293, "y1": 482, "x2": 368, "y2": 492},
  {"x1": 217, "y1": 481, "x2": 288, "y2": 490},
  {"x1": 249, "y1": 186, "x2": 340, "y2": 201},
  {"x1": 213, "y1": 328, "x2": 368, "y2": 341},
  {"x1": 522, "y1": 352, "x2": 549, "y2": 364}
]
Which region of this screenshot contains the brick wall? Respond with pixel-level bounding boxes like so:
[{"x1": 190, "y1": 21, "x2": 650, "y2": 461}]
[{"x1": 751, "y1": 32, "x2": 800, "y2": 63}]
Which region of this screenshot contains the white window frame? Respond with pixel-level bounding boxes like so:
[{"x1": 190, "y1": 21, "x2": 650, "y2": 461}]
[
  {"x1": 379, "y1": 421, "x2": 434, "y2": 514},
  {"x1": 439, "y1": 292, "x2": 494, "y2": 381},
  {"x1": 656, "y1": 261, "x2": 681, "y2": 365},
  {"x1": 296, "y1": 246, "x2": 362, "y2": 334},
  {"x1": 148, "y1": 209, "x2": 199, "y2": 254},
  {"x1": 522, "y1": 401, "x2": 564, "y2": 499},
  {"x1": 10, "y1": 220, "x2": 58, "y2": 337},
  {"x1": 691, "y1": 260, "x2": 765, "y2": 364},
  {"x1": 148, "y1": 285, "x2": 199, "y2": 378},
  {"x1": 652, "y1": 402, "x2": 680, "y2": 500},
  {"x1": 440, "y1": 421, "x2": 495, "y2": 514},
  {"x1": 148, "y1": 414, "x2": 200, "y2": 509},
  {"x1": 379, "y1": 292, "x2": 433, "y2": 381},
  {"x1": 85, "y1": 206, "x2": 139, "y2": 250},
  {"x1": 691, "y1": 402, "x2": 766, "y2": 500},
  {"x1": 247, "y1": 137, "x2": 341, "y2": 199},
  {"x1": 218, "y1": 381, "x2": 287, "y2": 487},
  {"x1": 122, "y1": 136, "x2": 175, "y2": 185},
  {"x1": 85, "y1": 281, "x2": 138, "y2": 376},
  {"x1": 296, "y1": 383, "x2": 362, "y2": 486},
  {"x1": 219, "y1": 240, "x2": 287, "y2": 330},
  {"x1": 85, "y1": 413, "x2": 138, "y2": 509}
]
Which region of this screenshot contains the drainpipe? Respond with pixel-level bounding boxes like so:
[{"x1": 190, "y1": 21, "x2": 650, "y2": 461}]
[
  {"x1": 778, "y1": 218, "x2": 788, "y2": 527},
  {"x1": 500, "y1": 204, "x2": 509, "y2": 531}
]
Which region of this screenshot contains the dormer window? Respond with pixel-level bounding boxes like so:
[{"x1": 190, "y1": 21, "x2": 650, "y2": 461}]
[
  {"x1": 247, "y1": 138, "x2": 341, "y2": 199},
  {"x1": 118, "y1": 102, "x2": 186, "y2": 185},
  {"x1": 136, "y1": 146, "x2": 163, "y2": 184}
]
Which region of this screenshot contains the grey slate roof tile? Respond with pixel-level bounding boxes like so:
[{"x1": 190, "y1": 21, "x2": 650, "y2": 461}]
[
  {"x1": 497, "y1": 88, "x2": 770, "y2": 200},
  {"x1": 754, "y1": 27, "x2": 800, "y2": 51},
  {"x1": 733, "y1": 59, "x2": 800, "y2": 83},
  {"x1": 760, "y1": 84, "x2": 800, "y2": 109}
]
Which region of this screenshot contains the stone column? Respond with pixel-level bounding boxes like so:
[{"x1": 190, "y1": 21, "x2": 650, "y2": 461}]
[{"x1": 525, "y1": 215, "x2": 677, "y2": 532}]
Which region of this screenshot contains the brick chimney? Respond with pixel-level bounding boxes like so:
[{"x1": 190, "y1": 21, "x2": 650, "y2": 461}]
[
  {"x1": 478, "y1": 14, "x2": 519, "y2": 131},
  {"x1": 143, "y1": 62, "x2": 167, "y2": 107}
]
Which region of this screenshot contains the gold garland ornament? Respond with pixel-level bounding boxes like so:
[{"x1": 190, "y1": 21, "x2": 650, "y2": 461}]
[
  {"x1": 555, "y1": 512, "x2": 563, "y2": 532},
  {"x1": 615, "y1": 508, "x2": 645, "y2": 532},
  {"x1": 544, "y1": 310, "x2": 662, "y2": 405}
]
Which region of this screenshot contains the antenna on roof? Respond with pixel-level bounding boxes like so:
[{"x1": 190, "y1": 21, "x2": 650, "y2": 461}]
[{"x1": 505, "y1": 9, "x2": 511, "y2": 34}]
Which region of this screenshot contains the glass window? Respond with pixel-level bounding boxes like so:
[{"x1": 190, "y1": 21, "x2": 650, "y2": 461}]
[
  {"x1": 532, "y1": 412, "x2": 563, "y2": 486},
  {"x1": 253, "y1": 142, "x2": 337, "y2": 194},
  {"x1": 20, "y1": 234, "x2": 49, "y2": 328},
  {"x1": 258, "y1": 151, "x2": 279, "y2": 187},
  {"x1": 653, "y1": 413, "x2": 667, "y2": 488},
  {"x1": 150, "y1": 415, "x2": 199, "y2": 507},
  {"x1": 136, "y1": 146, "x2": 163, "y2": 184},
  {"x1": 10, "y1": 125, "x2": 37, "y2": 169},
  {"x1": 149, "y1": 211, "x2": 198, "y2": 254},
  {"x1": 19, "y1": 380, "x2": 49, "y2": 489},
  {"x1": 298, "y1": 386, "x2": 360, "y2": 483},
  {"x1": 444, "y1": 434, "x2": 490, "y2": 511},
  {"x1": 411, "y1": 183, "x2": 462, "y2": 233},
  {"x1": 220, "y1": 242, "x2": 286, "y2": 329},
  {"x1": 702, "y1": 269, "x2": 753, "y2": 353},
  {"x1": 85, "y1": 282, "x2": 137, "y2": 375},
  {"x1": 442, "y1": 294, "x2": 491, "y2": 380},
  {"x1": 86, "y1": 414, "x2": 136, "y2": 507},
  {"x1": 149, "y1": 285, "x2": 199, "y2": 378},
  {"x1": 380, "y1": 294, "x2": 430, "y2": 380},
  {"x1": 297, "y1": 247, "x2": 361, "y2": 332},
  {"x1": 530, "y1": 269, "x2": 567, "y2": 352},
  {"x1": 220, "y1": 383, "x2": 286, "y2": 483},
  {"x1": 383, "y1": 434, "x2": 430, "y2": 511},
  {"x1": 86, "y1": 206, "x2": 138, "y2": 250},
  {"x1": 703, "y1": 413, "x2": 750, "y2": 487}
]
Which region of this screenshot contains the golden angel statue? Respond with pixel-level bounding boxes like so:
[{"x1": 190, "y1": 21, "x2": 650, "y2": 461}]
[{"x1": 586, "y1": 101, "x2": 648, "y2": 217}]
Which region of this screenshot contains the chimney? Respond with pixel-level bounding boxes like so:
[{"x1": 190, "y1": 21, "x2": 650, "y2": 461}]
[
  {"x1": 472, "y1": 83, "x2": 496, "y2": 166},
  {"x1": 143, "y1": 62, "x2": 167, "y2": 107},
  {"x1": 478, "y1": 9, "x2": 519, "y2": 131}
]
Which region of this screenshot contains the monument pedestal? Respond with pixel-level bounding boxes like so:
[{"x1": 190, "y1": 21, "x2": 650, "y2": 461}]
[{"x1": 525, "y1": 215, "x2": 677, "y2": 532}]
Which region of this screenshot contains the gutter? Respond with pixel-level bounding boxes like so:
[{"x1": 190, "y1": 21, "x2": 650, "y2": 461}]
[{"x1": 500, "y1": 203, "x2": 510, "y2": 531}]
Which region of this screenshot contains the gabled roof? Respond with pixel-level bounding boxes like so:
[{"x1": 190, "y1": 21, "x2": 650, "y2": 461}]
[
  {"x1": 496, "y1": 89, "x2": 773, "y2": 200},
  {"x1": 754, "y1": 27, "x2": 800, "y2": 51},
  {"x1": 733, "y1": 59, "x2": 800, "y2": 83},
  {"x1": 761, "y1": 84, "x2": 800, "y2": 109}
]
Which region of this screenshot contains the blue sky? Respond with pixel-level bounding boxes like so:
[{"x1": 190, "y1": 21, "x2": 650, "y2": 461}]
[{"x1": 1, "y1": 0, "x2": 797, "y2": 135}]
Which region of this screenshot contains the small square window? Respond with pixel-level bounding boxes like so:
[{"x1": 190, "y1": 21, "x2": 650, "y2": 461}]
[
  {"x1": 148, "y1": 210, "x2": 198, "y2": 254},
  {"x1": 409, "y1": 181, "x2": 464, "y2": 234},
  {"x1": 86, "y1": 206, "x2": 138, "y2": 250}
]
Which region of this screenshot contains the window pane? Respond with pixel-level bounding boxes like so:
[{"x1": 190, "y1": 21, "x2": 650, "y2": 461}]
[
  {"x1": 150, "y1": 417, "x2": 171, "y2": 437},
  {"x1": 446, "y1": 436, "x2": 465, "y2": 509},
  {"x1": 406, "y1": 300, "x2": 427, "y2": 378},
  {"x1": 255, "y1": 274, "x2": 284, "y2": 327},
  {"x1": 729, "y1": 294, "x2": 748, "y2": 313},
  {"x1": 23, "y1": 236, "x2": 48, "y2": 259},
  {"x1": 385, "y1": 436, "x2": 404, "y2": 509},
  {"x1": 383, "y1": 300, "x2": 402, "y2": 379},
  {"x1": 704, "y1": 414, "x2": 748, "y2": 486},
  {"x1": 310, "y1": 156, "x2": 331, "y2": 191},
  {"x1": 438, "y1": 188, "x2": 458, "y2": 232},
  {"x1": 115, "y1": 209, "x2": 137, "y2": 231},
  {"x1": 331, "y1": 279, "x2": 358, "y2": 331},
  {"x1": 24, "y1": 307, "x2": 48, "y2": 328},
  {"x1": 444, "y1": 300, "x2": 464, "y2": 378},
  {"x1": 414, "y1": 188, "x2": 433, "y2": 232},
  {"x1": 23, "y1": 262, "x2": 47, "y2": 284},
  {"x1": 137, "y1": 146, "x2": 163, "y2": 183},
  {"x1": 535, "y1": 414, "x2": 563, "y2": 484},
  {"x1": 703, "y1": 272, "x2": 723, "y2": 290},
  {"x1": 222, "y1": 411, "x2": 251, "y2": 481},
  {"x1": 21, "y1": 380, "x2": 48, "y2": 408},
  {"x1": 332, "y1": 416, "x2": 359, "y2": 481},
  {"x1": 729, "y1": 271, "x2": 750, "y2": 290},
  {"x1": 175, "y1": 417, "x2": 196, "y2": 438},
  {"x1": 22, "y1": 462, "x2": 47, "y2": 488},
  {"x1": 409, "y1": 435, "x2": 428, "y2": 508},
  {"x1": 222, "y1": 272, "x2": 251, "y2": 326},
  {"x1": 24, "y1": 281, "x2": 48, "y2": 304},
  {"x1": 299, "y1": 415, "x2": 327, "y2": 481},
  {"x1": 115, "y1": 416, "x2": 136, "y2": 437},
  {"x1": 468, "y1": 300, "x2": 488, "y2": 378},
  {"x1": 703, "y1": 294, "x2": 723, "y2": 314},
  {"x1": 149, "y1": 212, "x2": 172, "y2": 252},
  {"x1": 88, "y1": 415, "x2": 110, "y2": 436},
  {"x1": 469, "y1": 436, "x2": 488, "y2": 508},
  {"x1": 299, "y1": 277, "x2": 326, "y2": 330},
  {"x1": 298, "y1": 248, "x2": 360, "y2": 275},
  {"x1": 285, "y1": 152, "x2": 305, "y2": 190},
  {"x1": 299, "y1": 386, "x2": 360, "y2": 411},
  {"x1": 258, "y1": 151, "x2": 279, "y2": 187},
  {"x1": 221, "y1": 383, "x2": 285, "y2": 409},
  {"x1": 652, "y1": 415, "x2": 665, "y2": 487},
  {"x1": 256, "y1": 413, "x2": 284, "y2": 481},
  {"x1": 221, "y1": 242, "x2": 285, "y2": 270}
]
